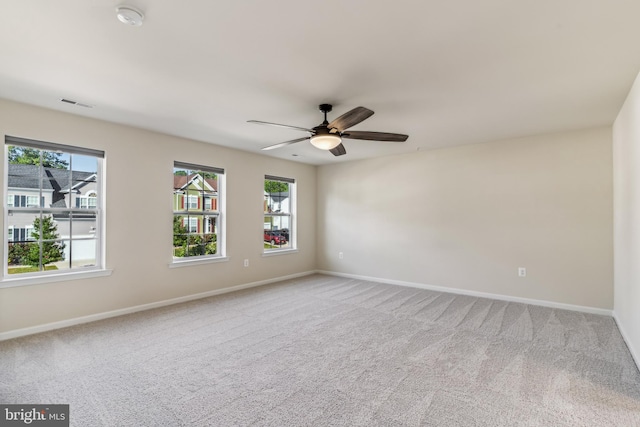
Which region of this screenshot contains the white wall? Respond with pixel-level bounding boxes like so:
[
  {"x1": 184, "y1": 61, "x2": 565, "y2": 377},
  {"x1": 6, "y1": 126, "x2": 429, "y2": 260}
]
[
  {"x1": 613, "y1": 71, "x2": 640, "y2": 366},
  {"x1": 317, "y1": 127, "x2": 613, "y2": 310},
  {"x1": 0, "y1": 99, "x2": 316, "y2": 334}
]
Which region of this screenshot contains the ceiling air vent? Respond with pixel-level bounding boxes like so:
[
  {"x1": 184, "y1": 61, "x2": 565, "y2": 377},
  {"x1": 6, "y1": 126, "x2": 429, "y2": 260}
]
[{"x1": 60, "y1": 98, "x2": 94, "y2": 108}]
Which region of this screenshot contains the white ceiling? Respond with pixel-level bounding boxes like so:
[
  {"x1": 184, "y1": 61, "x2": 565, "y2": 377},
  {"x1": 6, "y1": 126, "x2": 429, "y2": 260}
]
[{"x1": 1, "y1": 1, "x2": 639, "y2": 165}]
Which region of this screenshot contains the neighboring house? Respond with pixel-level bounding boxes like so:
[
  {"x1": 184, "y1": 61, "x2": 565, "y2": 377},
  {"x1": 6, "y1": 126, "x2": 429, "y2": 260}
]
[
  {"x1": 173, "y1": 173, "x2": 218, "y2": 234},
  {"x1": 264, "y1": 191, "x2": 290, "y2": 231},
  {"x1": 7, "y1": 164, "x2": 98, "y2": 263}
]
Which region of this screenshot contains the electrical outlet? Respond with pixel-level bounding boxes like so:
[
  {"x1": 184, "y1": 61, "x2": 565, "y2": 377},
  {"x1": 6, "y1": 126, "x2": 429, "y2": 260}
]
[
  {"x1": 244, "y1": 259, "x2": 249, "y2": 267},
  {"x1": 518, "y1": 267, "x2": 526, "y2": 277},
  {"x1": 338, "y1": 252, "x2": 343, "y2": 260}
]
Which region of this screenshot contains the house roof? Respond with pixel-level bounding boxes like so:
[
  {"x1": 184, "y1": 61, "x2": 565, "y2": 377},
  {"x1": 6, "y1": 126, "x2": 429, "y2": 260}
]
[
  {"x1": 8, "y1": 164, "x2": 95, "y2": 192},
  {"x1": 265, "y1": 191, "x2": 289, "y2": 203},
  {"x1": 173, "y1": 174, "x2": 218, "y2": 192}
]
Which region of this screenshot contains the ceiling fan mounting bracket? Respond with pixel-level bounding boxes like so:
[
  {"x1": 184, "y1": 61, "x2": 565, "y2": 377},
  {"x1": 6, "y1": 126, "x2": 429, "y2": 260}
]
[
  {"x1": 319, "y1": 104, "x2": 333, "y2": 125},
  {"x1": 319, "y1": 104, "x2": 333, "y2": 114}
]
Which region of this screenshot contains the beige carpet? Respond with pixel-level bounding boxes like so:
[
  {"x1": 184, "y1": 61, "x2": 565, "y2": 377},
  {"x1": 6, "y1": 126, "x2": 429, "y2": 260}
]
[{"x1": 1, "y1": 274, "x2": 639, "y2": 426}]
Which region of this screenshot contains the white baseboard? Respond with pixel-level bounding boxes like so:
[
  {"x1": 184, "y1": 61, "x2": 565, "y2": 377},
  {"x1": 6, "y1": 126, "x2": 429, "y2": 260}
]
[
  {"x1": 0, "y1": 271, "x2": 316, "y2": 341},
  {"x1": 612, "y1": 312, "x2": 640, "y2": 372},
  {"x1": 316, "y1": 270, "x2": 613, "y2": 316}
]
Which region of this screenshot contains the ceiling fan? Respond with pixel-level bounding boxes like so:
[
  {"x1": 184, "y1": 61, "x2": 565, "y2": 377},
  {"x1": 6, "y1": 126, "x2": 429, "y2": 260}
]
[{"x1": 248, "y1": 104, "x2": 409, "y2": 156}]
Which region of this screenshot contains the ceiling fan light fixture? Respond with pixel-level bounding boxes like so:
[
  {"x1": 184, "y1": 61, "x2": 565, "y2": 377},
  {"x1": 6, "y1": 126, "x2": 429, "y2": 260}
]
[
  {"x1": 116, "y1": 5, "x2": 145, "y2": 26},
  {"x1": 310, "y1": 134, "x2": 342, "y2": 150}
]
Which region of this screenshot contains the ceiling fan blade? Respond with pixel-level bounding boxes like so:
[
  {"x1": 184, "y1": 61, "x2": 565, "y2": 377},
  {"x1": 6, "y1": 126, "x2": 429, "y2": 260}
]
[
  {"x1": 328, "y1": 107, "x2": 374, "y2": 132},
  {"x1": 342, "y1": 131, "x2": 409, "y2": 142},
  {"x1": 248, "y1": 120, "x2": 313, "y2": 133},
  {"x1": 261, "y1": 137, "x2": 309, "y2": 151},
  {"x1": 329, "y1": 143, "x2": 347, "y2": 156}
]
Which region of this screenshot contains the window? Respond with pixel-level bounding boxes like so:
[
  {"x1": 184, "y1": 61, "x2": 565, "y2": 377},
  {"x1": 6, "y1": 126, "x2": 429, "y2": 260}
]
[
  {"x1": 75, "y1": 191, "x2": 97, "y2": 209},
  {"x1": 7, "y1": 195, "x2": 42, "y2": 208},
  {"x1": 264, "y1": 175, "x2": 295, "y2": 252},
  {"x1": 173, "y1": 162, "x2": 224, "y2": 261},
  {"x1": 187, "y1": 195, "x2": 199, "y2": 209},
  {"x1": 183, "y1": 217, "x2": 198, "y2": 233},
  {"x1": 7, "y1": 226, "x2": 34, "y2": 242},
  {"x1": 4, "y1": 136, "x2": 104, "y2": 277}
]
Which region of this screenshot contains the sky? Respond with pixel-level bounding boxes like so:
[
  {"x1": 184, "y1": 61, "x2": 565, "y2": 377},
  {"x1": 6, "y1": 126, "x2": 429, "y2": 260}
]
[{"x1": 56, "y1": 152, "x2": 97, "y2": 173}]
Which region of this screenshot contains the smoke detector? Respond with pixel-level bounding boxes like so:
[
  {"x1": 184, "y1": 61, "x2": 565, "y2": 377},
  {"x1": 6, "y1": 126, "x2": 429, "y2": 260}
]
[{"x1": 116, "y1": 5, "x2": 144, "y2": 26}]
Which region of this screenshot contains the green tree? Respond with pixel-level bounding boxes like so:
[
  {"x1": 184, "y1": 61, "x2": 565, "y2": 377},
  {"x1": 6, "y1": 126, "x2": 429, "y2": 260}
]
[
  {"x1": 8, "y1": 146, "x2": 69, "y2": 169},
  {"x1": 173, "y1": 216, "x2": 188, "y2": 247},
  {"x1": 200, "y1": 172, "x2": 217, "y2": 179},
  {"x1": 174, "y1": 170, "x2": 217, "y2": 179},
  {"x1": 265, "y1": 180, "x2": 288, "y2": 193},
  {"x1": 26, "y1": 216, "x2": 65, "y2": 267}
]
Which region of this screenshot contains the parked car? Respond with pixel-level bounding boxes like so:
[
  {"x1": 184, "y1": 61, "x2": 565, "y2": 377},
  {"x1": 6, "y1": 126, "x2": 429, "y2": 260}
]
[{"x1": 264, "y1": 230, "x2": 287, "y2": 245}]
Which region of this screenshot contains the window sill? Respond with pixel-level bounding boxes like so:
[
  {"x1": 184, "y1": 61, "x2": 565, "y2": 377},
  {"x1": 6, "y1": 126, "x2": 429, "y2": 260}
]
[
  {"x1": 262, "y1": 248, "x2": 298, "y2": 257},
  {"x1": 0, "y1": 269, "x2": 113, "y2": 289},
  {"x1": 169, "y1": 256, "x2": 229, "y2": 268}
]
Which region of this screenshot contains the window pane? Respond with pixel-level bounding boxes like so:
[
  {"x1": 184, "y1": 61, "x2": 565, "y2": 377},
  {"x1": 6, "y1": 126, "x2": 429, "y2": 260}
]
[
  {"x1": 41, "y1": 164, "x2": 72, "y2": 209},
  {"x1": 187, "y1": 234, "x2": 206, "y2": 257},
  {"x1": 203, "y1": 191, "x2": 217, "y2": 212},
  {"x1": 71, "y1": 211, "x2": 97, "y2": 238},
  {"x1": 70, "y1": 164, "x2": 98, "y2": 210},
  {"x1": 264, "y1": 180, "x2": 289, "y2": 213},
  {"x1": 7, "y1": 211, "x2": 37, "y2": 271},
  {"x1": 7, "y1": 242, "x2": 35, "y2": 271},
  {"x1": 53, "y1": 239, "x2": 71, "y2": 273},
  {"x1": 41, "y1": 150, "x2": 70, "y2": 170},
  {"x1": 71, "y1": 238, "x2": 97, "y2": 268},
  {"x1": 38, "y1": 213, "x2": 68, "y2": 269},
  {"x1": 263, "y1": 222, "x2": 289, "y2": 249},
  {"x1": 203, "y1": 232, "x2": 217, "y2": 255},
  {"x1": 7, "y1": 163, "x2": 39, "y2": 189},
  {"x1": 71, "y1": 154, "x2": 97, "y2": 174},
  {"x1": 173, "y1": 214, "x2": 188, "y2": 258},
  {"x1": 201, "y1": 172, "x2": 218, "y2": 197},
  {"x1": 7, "y1": 211, "x2": 38, "y2": 243},
  {"x1": 42, "y1": 239, "x2": 70, "y2": 272}
]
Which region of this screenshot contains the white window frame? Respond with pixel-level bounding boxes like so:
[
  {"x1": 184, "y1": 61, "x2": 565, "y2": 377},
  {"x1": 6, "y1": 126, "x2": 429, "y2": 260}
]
[
  {"x1": 2, "y1": 136, "x2": 108, "y2": 287},
  {"x1": 263, "y1": 175, "x2": 296, "y2": 254},
  {"x1": 172, "y1": 161, "x2": 226, "y2": 266}
]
